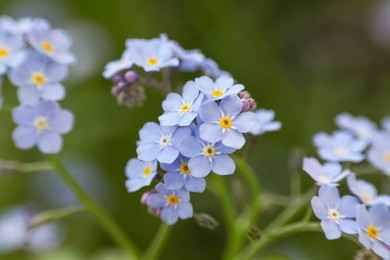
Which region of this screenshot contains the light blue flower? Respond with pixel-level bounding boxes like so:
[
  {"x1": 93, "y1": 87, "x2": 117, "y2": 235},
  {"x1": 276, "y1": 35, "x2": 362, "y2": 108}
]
[
  {"x1": 200, "y1": 58, "x2": 230, "y2": 79},
  {"x1": 103, "y1": 49, "x2": 133, "y2": 79},
  {"x1": 9, "y1": 52, "x2": 67, "y2": 105},
  {"x1": 160, "y1": 155, "x2": 206, "y2": 193},
  {"x1": 0, "y1": 30, "x2": 27, "y2": 74},
  {"x1": 194, "y1": 75, "x2": 243, "y2": 101},
  {"x1": 158, "y1": 81, "x2": 204, "y2": 126},
  {"x1": 335, "y1": 113, "x2": 377, "y2": 141},
  {"x1": 198, "y1": 94, "x2": 258, "y2": 149},
  {"x1": 132, "y1": 39, "x2": 179, "y2": 72},
  {"x1": 12, "y1": 100, "x2": 74, "y2": 154},
  {"x1": 313, "y1": 130, "x2": 367, "y2": 162},
  {"x1": 171, "y1": 43, "x2": 204, "y2": 72},
  {"x1": 250, "y1": 109, "x2": 282, "y2": 136},
  {"x1": 136, "y1": 122, "x2": 190, "y2": 164},
  {"x1": 382, "y1": 117, "x2": 390, "y2": 132},
  {"x1": 302, "y1": 157, "x2": 351, "y2": 186},
  {"x1": 179, "y1": 134, "x2": 236, "y2": 177},
  {"x1": 28, "y1": 23, "x2": 75, "y2": 64},
  {"x1": 125, "y1": 158, "x2": 157, "y2": 192},
  {"x1": 146, "y1": 182, "x2": 193, "y2": 225},
  {"x1": 0, "y1": 16, "x2": 45, "y2": 34},
  {"x1": 368, "y1": 131, "x2": 390, "y2": 176},
  {"x1": 347, "y1": 173, "x2": 390, "y2": 206},
  {"x1": 311, "y1": 186, "x2": 359, "y2": 240},
  {"x1": 356, "y1": 204, "x2": 390, "y2": 259}
]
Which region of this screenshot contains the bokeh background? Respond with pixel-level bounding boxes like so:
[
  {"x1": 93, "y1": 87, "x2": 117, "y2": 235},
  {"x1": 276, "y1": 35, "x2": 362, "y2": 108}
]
[{"x1": 1, "y1": 0, "x2": 390, "y2": 259}]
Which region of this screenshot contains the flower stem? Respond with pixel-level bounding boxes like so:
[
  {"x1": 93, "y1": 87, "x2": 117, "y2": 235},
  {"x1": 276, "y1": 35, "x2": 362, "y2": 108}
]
[
  {"x1": 30, "y1": 204, "x2": 87, "y2": 228},
  {"x1": 142, "y1": 223, "x2": 171, "y2": 260},
  {"x1": 46, "y1": 154, "x2": 140, "y2": 259}
]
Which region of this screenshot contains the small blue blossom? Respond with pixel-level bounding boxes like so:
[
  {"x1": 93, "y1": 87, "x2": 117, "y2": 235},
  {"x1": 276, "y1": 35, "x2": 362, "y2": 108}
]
[
  {"x1": 382, "y1": 117, "x2": 390, "y2": 132},
  {"x1": 195, "y1": 75, "x2": 243, "y2": 101},
  {"x1": 335, "y1": 113, "x2": 377, "y2": 141},
  {"x1": 27, "y1": 23, "x2": 75, "y2": 64},
  {"x1": 9, "y1": 52, "x2": 68, "y2": 105},
  {"x1": 0, "y1": 30, "x2": 27, "y2": 74},
  {"x1": 311, "y1": 186, "x2": 359, "y2": 240},
  {"x1": 125, "y1": 158, "x2": 157, "y2": 192},
  {"x1": 356, "y1": 204, "x2": 390, "y2": 259},
  {"x1": 0, "y1": 16, "x2": 45, "y2": 34},
  {"x1": 367, "y1": 131, "x2": 390, "y2": 176},
  {"x1": 158, "y1": 81, "x2": 204, "y2": 126},
  {"x1": 103, "y1": 49, "x2": 133, "y2": 79},
  {"x1": 136, "y1": 122, "x2": 190, "y2": 164},
  {"x1": 146, "y1": 183, "x2": 193, "y2": 225},
  {"x1": 250, "y1": 109, "x2": 282, "y2": 136},
  {"x1": 302, "y1": 157, "x2": 351, "y2": 186},
  {"x1": 12, "y1": 100, "x2": 74, "y2": 154},
  {"x1": 347, "y1": 173, "x2": 390, "y2": 206},
  {"x1": 179, "y1": 134, "x2": 236, "y2": 177},
  {"x1": 198, "y1": 94, "x2": 258, "y2": 149},
  {"x1": 313, "y1": 130, "x2": 368, "y2": 162},
  {"x1": 200, "y1": 58, "x2": 230, "y2": 79},
  {"x1": 160, "y1": 155, "x2": 206, "y2": 193}
]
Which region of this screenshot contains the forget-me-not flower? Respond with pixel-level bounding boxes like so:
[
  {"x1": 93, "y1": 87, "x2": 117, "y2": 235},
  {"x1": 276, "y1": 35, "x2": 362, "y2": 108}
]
[
  {"x1": 367, "y1": 131, "x2": 390, "y2": 176},
  {"x1": 12, "y1": 100, "x2": 74, "y2": 154},
  {"x1": 347, "y1": 174, "x2": 390, "y2": 206},
  {"x1": 179, "y1": 134, "x2": 236, "y2": 177},
  {"x1": 335, "y1": 113, "x2": 377, "y2": 141},
  {"x1": 160, "y1": 155, "x2": 206, "y2": 193},
  {"x1": 356, "y1": 204, "x2": 390, "y2": 259},
  {"x1": 302, "y1": 157, "x2": 351, "y2": 186},
  {"x1": 103, "y1": 49, "x2": 133, "y2": 79},
  {"x1": 250, "y1": 109, "x2": 282, "y2": 136},
  {"x1": 311, "y1": 186, "x2": 359, "y2": 240},
  {"x1": 200, "y1": 58, "x2": 230, "y2": 79},
  {"x1": 158, "y1": 81, "x2": 204, "y2": 126},
  {"x1": 9, "y1": 52, "x2": 67, "y2": 105},
  {"x1": 198, "y1": 94, "x2": 258, "y2": 149},
  {"x1": 0, "y1": 30, "x2": 27, "y2": 74},
  {"x1": 136, "y1": 122, "x2": 190, "y2": 164},
  {"x1": 382, "y1": 117, "x2": 390, "y2": 132},
  {"x1": 125, "y1": 158, "x2": 157, "y2": 192},
  {"x1": 146, "y1": 183, "x2": 193, "y2": 225},
  {"x1": 313, "y1": 130, "x2": 367, "y2": 162},
  {"x1": 194, "y1": 75, "x2": 243, "y2": 101}
]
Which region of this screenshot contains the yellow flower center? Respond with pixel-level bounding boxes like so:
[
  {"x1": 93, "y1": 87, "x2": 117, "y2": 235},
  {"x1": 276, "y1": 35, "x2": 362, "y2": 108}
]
[
  {"x1": 147, "y1": 57, "x2": 159, "y2": 66},
  {"x1": 361, "y1": 194, "x2": 372, "y2": 203},
  {"x1": 211, "y1": 89, "x2": 223, "y2": 97},
  {"x1": 41, "y1": 41, "x2": 54, "y2": 53},
  {"x1": 33, "y1": 116, "x2": 49, "y2": 131},
  {"x1": 0, "y1": 47, "x2": 9, "y2": 58},
  {"x1": 328, "y1": 209, "x2": 340, "y2": 221},
  {"x1": 179, "y1": 162, "x2": 190, "y2": 175},
  {"x1": 143, "y1": 166, "x2": 152, "y2": 177},
  {"x1": 367, "y1": 225, "x2": 379, "y2": 239},
  {"x1": 166, "y1": 194, "x2": 179, "y2": 205},
  {"x1": 384, "y1": 152, "x2": 390, "y2": 163},
  {"x1": 220, "y1": 117, "x2": 232, "y2": 129},
  {"x1": 334, "y1": 146, "x2": 348, "y2": 156},
  {"x1": 181, "y1": 104, "x2": 191, "y2": 113},
  {"x1": 203, "y1": 145, "x2": 215, "y2": 158},
  {"x1": 31, "y1": 72, "x2": 46, "y2": 87}
]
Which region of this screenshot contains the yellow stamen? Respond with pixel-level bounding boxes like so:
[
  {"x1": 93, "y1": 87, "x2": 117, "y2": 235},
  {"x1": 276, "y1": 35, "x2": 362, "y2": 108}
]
[
  {"x1": 143, "y1": 166, "x2": 152, "y2": 177},
  {"x1": 0, "y1": 47, "x2": 9, "y2": 58},
  {"x1": 33, "y1": 116, "x2": 49, "y2": 131},
  {"x1": 220, "y1": 117, "x2": 232, "y2": 129},
  {"x1": 367, "y1": 225, "x2": 379, "y2": 239},
  {"x1": 166, "y1": 194, "x2": 179, "y2": 205},
  {"x1": 147, "y1": 57, "x2": 159, "y2": 66},
  {"x1": 31, "y1": 72, "x2": 46, "y2": 87},
  {"x1": 41, "y1": 41, "x2": 53, "y2": 53},
  {"x1": 384, "y1": 152, "x2": 390, "y2": 163},
  {"x1": 361, "y1": 194, "x2": 372, "y2": 203},
  {"x1": 179, "y1": 162, "x2": 190, "y2": 175},
  {"x1": 181, "y1": 104, "x2": 191, "y2": 113},
  {"x1": 203, "y1": 145, "x2": 215, "y2": 158},
  {"x1": 211, "y1": 89, "x2": 223, "y2": 97}
]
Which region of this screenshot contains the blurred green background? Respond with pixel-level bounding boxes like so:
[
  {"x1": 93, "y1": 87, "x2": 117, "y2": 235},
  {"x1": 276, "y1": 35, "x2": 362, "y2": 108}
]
[{"x1": 1, "y1": 0, "x2": 390, "y2": 259}]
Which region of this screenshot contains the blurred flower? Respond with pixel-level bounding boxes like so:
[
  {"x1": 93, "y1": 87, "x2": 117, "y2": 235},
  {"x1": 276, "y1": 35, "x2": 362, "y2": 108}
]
[
  {"x1": 367, "y1": 131, "x2": 390, "y2": 176},
  {"x1": 146, "y1": 183, "x2": 193, "y2": 225},
  {"x1": 125, "y1": 158, "x2": 158, "y2": 192},
  {"x1": 200, "y1": 58, "x2": 230, "y2": 79},
  {"x1": 382, "y1": 117, "x2": 390, "y2": 132},
  {"x1": 347, "y1": 174, "x2": 390, "y2": 206},
  {"x1": 195, "y1": 75, "x2": 243, "y2": 101},
  {"x1": 356, "y1": 204, "x2": 390, "y2": 259},
  {"x1": 302, "y1": 157, "x2": 351, "y2": 186},
  {"x1": 313, "y1": 130, "x2": 367, "y2": 162},
  {"x1": 0, "y1": 30, "x2": 27, "y2": 75},
  {"x1": 368, "y1": 0, "x2": 390, "y2": 48},
  {"x1": 194, "y1": 213, "x2": 219, "y2": 230},
  {"x1": 250, "y1": 109, "x2": 281, "y2": 136},
  {"x1": 311, "y1": 186, "x2": 359, "y2": 240},
  {"x1": 12, "y1": 100, "x2": 74, "y2": 154},
  {"x1": 112, "y1": 83, "x2": 145, "y2": 108},
  {"x1": 102, "y1": 50, "x2": 133, "y2": 79},
  {"x1": 335, "y1": 113, "x2": 377, "y2": 141}
]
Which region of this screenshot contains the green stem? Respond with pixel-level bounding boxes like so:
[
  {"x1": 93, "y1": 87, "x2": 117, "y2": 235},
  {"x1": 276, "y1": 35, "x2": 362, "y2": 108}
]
[
  {"x1": 1, "y1": 161, "x2": 52, "y2": 175},
  {"x1": 46, "y1": 154, "x2": 140, "y2": 259},
  {"x1": 30, "y1": 205, "x2": 87, "y2": 228},
  {"x1": 142, "y1": 223, "x2": 171, "y2": 260}
]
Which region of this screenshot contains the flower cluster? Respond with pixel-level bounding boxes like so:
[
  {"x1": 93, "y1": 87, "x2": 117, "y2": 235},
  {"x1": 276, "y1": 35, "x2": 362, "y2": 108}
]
[
  {"x1": 111, "y1": 36, "x2": 281, "y2": 225},
  {"x1": 0, "y1": 16, "x2": 75, "y2": 154},
  {"x1": 303, "y1": 113, "x2": 390, "y2": 259}
]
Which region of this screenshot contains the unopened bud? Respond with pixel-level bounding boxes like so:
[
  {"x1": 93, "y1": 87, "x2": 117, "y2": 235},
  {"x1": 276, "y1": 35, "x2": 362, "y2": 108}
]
[
  {"x1": 148, "y1": 207, "x2": 162, "y2": 217},
  {"x1": 111, "y1": 74, "x2": 123, "y2": 84},
  {"x1": 354, "y1": 250, "x2": 381, "y2": 260},
  {"x1": 124, "y1": 70, "x2": 138, "y2": 83},
  {"x1": 238, "y1": 91, "x2": 257, "y2": 112},
  {"x1": 140, "y1": 190, "x2": 156, "y2": 205},
  {"x1": 194, "y1": 213, "x2": 219, "y2": 230},
  {"x1": 247, "y1": 226, "x2": 262, "y2": 242}
]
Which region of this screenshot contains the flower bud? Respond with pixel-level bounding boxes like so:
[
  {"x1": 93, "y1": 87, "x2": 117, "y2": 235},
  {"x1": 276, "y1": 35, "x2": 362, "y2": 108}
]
[
  {"x1": 140, "y1": 190, "x2": 156, "y2": 205},
  {"x1": 194, "y1": 213, "x2": 219, "y2": 230},
  {"x1": 111, "y1": 74, "x2": 123, "y2": 84},
  {"x1": 124, "y1": 70, "x2": 138, "y2": 83},
  {"x1": 247, "y1": 226, "x2": 262, "y2": 242}
]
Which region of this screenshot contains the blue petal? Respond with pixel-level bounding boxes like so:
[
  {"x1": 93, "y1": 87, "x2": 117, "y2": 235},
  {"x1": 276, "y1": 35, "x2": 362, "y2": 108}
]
[
  {"x1": 179, "y1": 135, "x2": 203, "y2": 158},
  {"x1": 12, "y1": 105, "x2": 35, "y2": 125},
  {"x1": 158, "y1": 112, "x2": 181, "y2": 126},
  {"x1": 185, "y1": 176, "x2": 206, "y2": 193},
  {"x1": 37, "y1": 132, "x2": 63, "y2": 154},
  {"x1": 12, "y1": 126, "x2": 37, "y2": 149},
  {"x1": 139, "y1": 122, "x2": 161, "y2": 143},
  {"x1": 125, "y1": 178, "x2": 148, "y2": 192},
  {"x1": 199, "y1": 101, "x2": 221, "y2": 123},
  {"x1": 125, "y1": 158, "x2": 144, "y2": 178},
  {"x1": 157, "y1": 146, "x2": 179, "y2": 164},
  {"x1": 221, "y1": 129, "x2": 245, "y2": 149},
  {"x1": 162, "y1": 93, "x2": 182, "y2": 111},
  {"x1": 339, "y1": 219, "x2": 358, "y2": 235},
  {"x1": 199, "y1": 123, "x2": 222, "y2": 143},
  {"x1": 311, "y1": 196, "x2": 327, "y2": 220},
  {"x1": 188, "y1": 156, "x2": 211, "y2": 177},
  {"x1": 164, "y1": 172, "x2": 185, "y2": 190},
  {"x1": 339, "y1": 195, "x2": 359, "y2": 218},
  {"x1": 320, "y1": 220, "x2": 341, "y2": 240},
  {"x1": 40, "y1": 83, "x2": 65, "y2": 101},
  {"x1": 212, "y1": 155, "x2": 235, "y2": 175},
  {"x1": 18, "y1": 87, "x2": 40, "y2": 105},
  {"x1": 234, "y1": 112, "x2": 259, "y2": 133},
  {"x1": 50, "y1": 110, "x2": 74, "y2": 134},
  {"x1": 182, "y1": 81, "x2": 199, "y2": 102},
  {"x1": 147, "y1": 193, "x2": 165, "y2": 208},
  {"x1": 219, "y1": 94, "x2": 242, "y2": 117},
  {"x1": 318, "y1": 186, "x2": 340, "y2": 209},
  {"x1": 177, "y1": 202, "x2": 193, "y2": 219},
  {"x1": 137, "y1": 143, "x2": 159, "y2": 161},
  {"x1": 161, "y1": 207, "x2": 178, "y2": 225},
  {"x1": 372, "y1": 241, "x2": 390, "y2": 259},
  {"x1": 179, "y1": 112, "x2": 197, "y2": 126}
]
